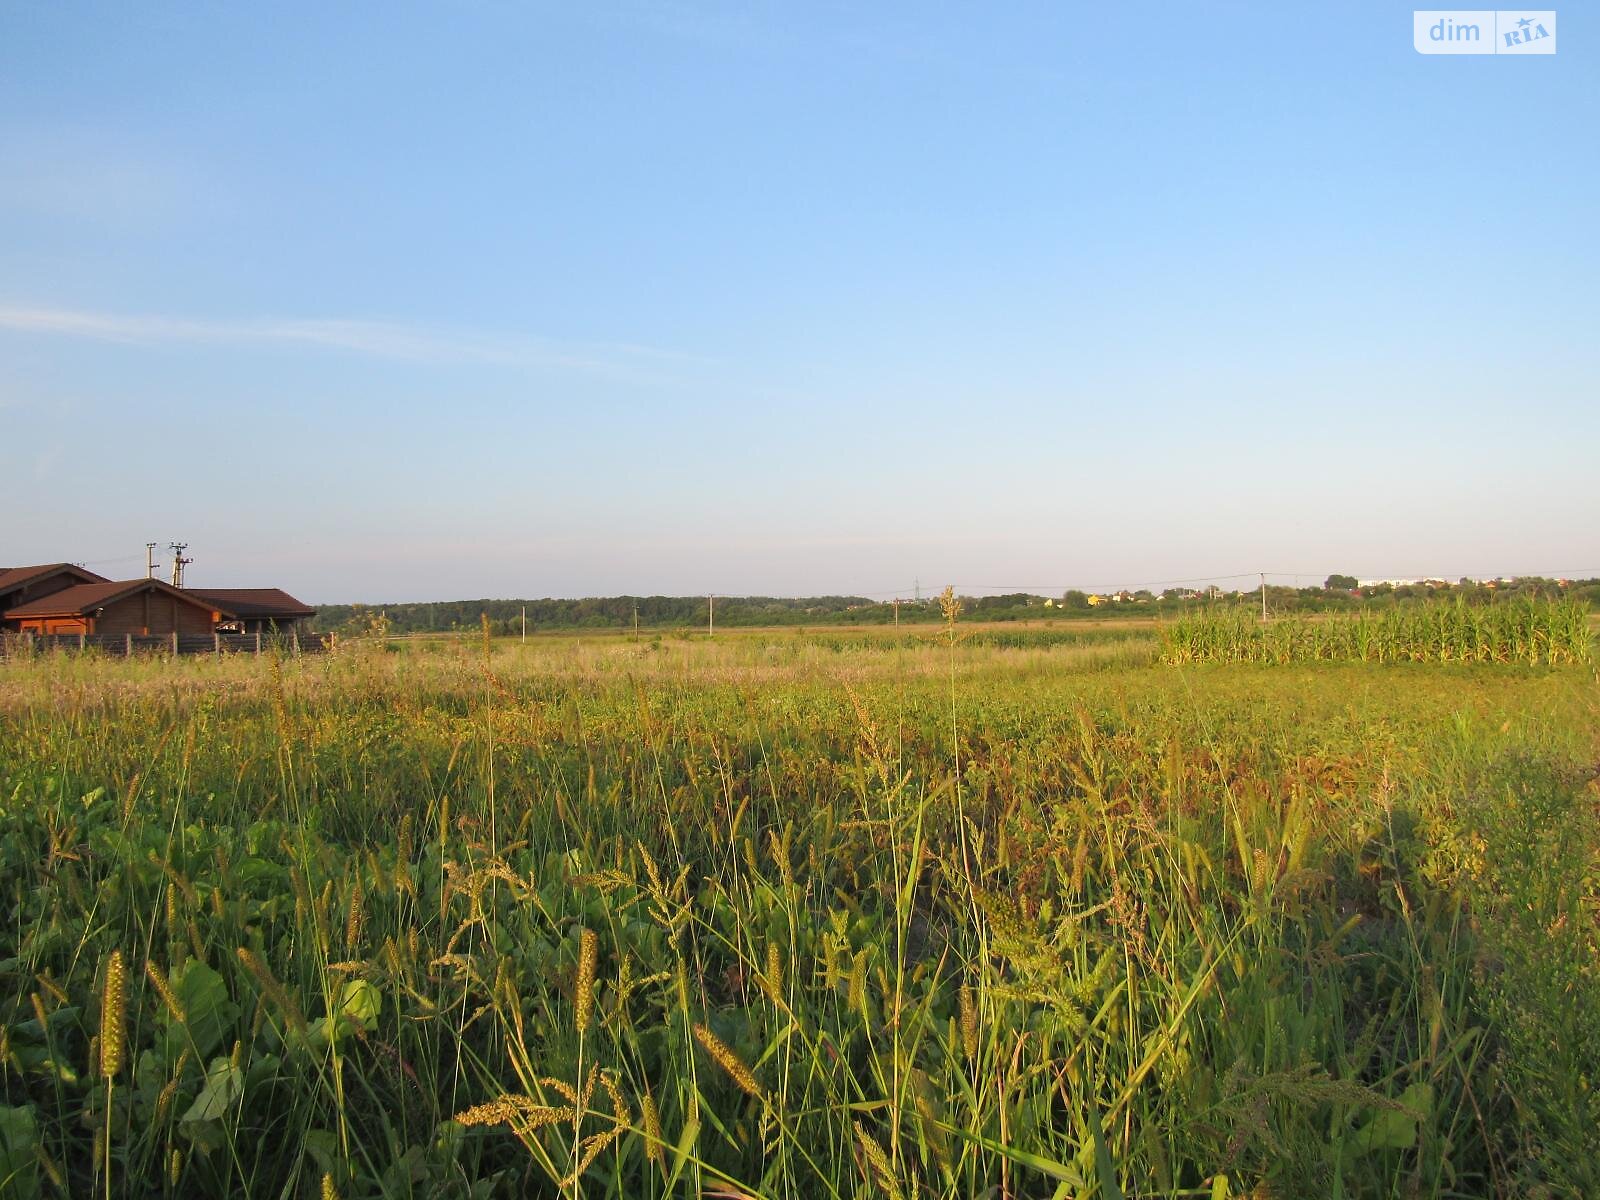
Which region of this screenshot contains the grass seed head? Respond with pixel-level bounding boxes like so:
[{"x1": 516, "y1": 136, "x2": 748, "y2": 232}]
[
  {"x1": 345, "y1": 873, "x2": 366, "y2": 950},
  {"x1": 36, "y1": 973, "x2": 67, "y2": 1006},
  {"x1": 396, "y1": 813, "x2": 415, "y2": 894},
  {"x1": 567, "y1": 1128, "x2": 624, "y2": 1186},
  {"x1": 575, "y1": 927, "x2": 599, "y2": 1033},
  {"x1": 155, "y1": 1075, "x2": 180, "y2": 1124},
  {"x1": 236, "y1": 947, "x2": 307, "y2": 1034},
  {"x1": 146, "y1": 960, "x2": 185, "y2": 1024},
  {"x1": 36, "y1": 1145, "x2": 63, "y2": 1191},
  {"x1": 599, "y1": 1069, "x2": 632, "y2": 1126},
  {"x1": 854, "y1": 1121, "x2": 904, "y2": 1200},
  {"x1": 120, "y1": 771, "x2": 141, "y2": 824},
  {"x1": 641, "y1": 1091, "x2": 664, "y2": 1167},
  {"x1": 99, "y1": 949, "x2": 126, "y2": 1078},
  {"x1": 455, "y1": 1095, "x2": 574, "y2": 1130},
  {"x1": 848, "y1": 950, "x2": 868, "y2": 1019},
  {"x1": 959, "y1": 984, "x2": 979, "y2": 1062},
  {"x1": 764, "y1": 941, "x2": 784, "y2": 1002},
  {"x1": 692, "y1": 1023, "x2": 762, "y2": 1098},
  {"x1": 315, "y1": 880, "x2": 334, "y2": 952}
]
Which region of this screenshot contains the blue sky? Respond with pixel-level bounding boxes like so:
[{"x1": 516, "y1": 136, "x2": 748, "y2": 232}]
[{"x1": 2, "y1": 3, "x2": 1595, "y2": 602}]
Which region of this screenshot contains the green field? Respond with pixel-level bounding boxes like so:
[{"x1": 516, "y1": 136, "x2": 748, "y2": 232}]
[{"x1": 1, "y1": 612, "x2": 1597, "y2": 1198}]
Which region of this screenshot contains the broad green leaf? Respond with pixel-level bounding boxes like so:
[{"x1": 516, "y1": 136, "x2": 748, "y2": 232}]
[
  {"x1": 14, "y1": 1005, "x2": 80, "y2": 1041},
  {"x1": 381, "y1": 1146, "x2": 429, "y2": 1192},
  {"x1": 0, "y1": 1105, "x2": 40, "y2": 1200},
  {"x1": 180, "y1": 1058, "x2": 243, "y2": 1125},
  {"x1": 163, "y1": 961, "x2": 237, "y2": 1062},
  {"x1": 338, "y1": 979, "x2": 381, "y2": 1030},
  {"x1": 303, "y1": 1129, "x2": 339, "y2": 1176},
  {"x1": 1346, "y1": 1082, "x2": 1434, "y2": 1157},
  {"x1": 233, "y1": 858, "x2": 285, "y2": 891}
]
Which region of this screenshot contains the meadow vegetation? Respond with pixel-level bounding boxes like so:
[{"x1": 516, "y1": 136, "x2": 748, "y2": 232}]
[
  {"x1": 314, "y1": 578, "x2": 1600, "y2": 637},
  {"x1": 1161, "y1": 597, "x2": 1593, "y2": 666},
  {"x1": 0, "y1": 603, "x2": 1596, "y2": 1198}
]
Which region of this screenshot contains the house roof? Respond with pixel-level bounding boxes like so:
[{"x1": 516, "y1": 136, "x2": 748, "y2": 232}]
[
  {"x1": 188, "y1": 588, "x2": 315, "y2": 619},
  {"x1": 0, "y1": 563, "x2": 109, "y2": 595},
  {"x1": 4, "y1": 579, "x2": 234, "y2": 620}
]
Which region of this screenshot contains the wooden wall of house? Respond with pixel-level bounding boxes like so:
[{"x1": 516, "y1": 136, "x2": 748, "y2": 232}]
[
  {"x1": 94, "y1": 592, "x2": 217, "y2": 637},
  {"x1": 18, "y1": 617, "x2": 90, "y2": 635}
]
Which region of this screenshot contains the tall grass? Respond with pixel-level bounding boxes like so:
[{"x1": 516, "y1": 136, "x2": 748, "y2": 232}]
[
  {"x1": 0, "y1": 636, "x2": 1594, "y2": 1196},
  {"x1": 1160, "y1": 597, "x2": 1594, "y2": 666}
]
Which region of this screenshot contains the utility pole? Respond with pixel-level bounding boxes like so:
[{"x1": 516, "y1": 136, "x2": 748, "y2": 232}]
[
  {"x1": 145, "y1": 543, "x2": 158, "y2": 579},
  {"x1": 633, "y1": 601, "x2": 639, "y2": 643},
  {"x1": 1260, "y1": 572, "x2": 1268, "y2": 622},
  {"x1": 168, "y1": 543, "x2": 192, "y2": 588},
  {"x1": 521, "y1": 605, "x2": 526, "y2": 643},
  {"x1": 893, "y1": 597, "x2": 899, "y2": 629},
  {"x1": 708, "y1": 594, "x2": 714, "y2": 638}
]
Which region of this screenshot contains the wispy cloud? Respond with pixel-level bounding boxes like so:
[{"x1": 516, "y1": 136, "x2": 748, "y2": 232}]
[{"x1": 0, "y1": 304, "x2": 708, "y2": 378}]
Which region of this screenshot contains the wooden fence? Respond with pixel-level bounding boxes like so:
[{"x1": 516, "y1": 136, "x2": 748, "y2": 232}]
[{"x1": 1, "y1": 631, "x2": 332, "y2": 659}]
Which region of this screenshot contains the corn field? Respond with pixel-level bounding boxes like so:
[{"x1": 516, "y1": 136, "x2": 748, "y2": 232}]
[
  {"x1": 1160, "y1": 597, "x2": 1594, "y2": 666},
  {"x1": 0, "y1": 629, "x2": 1596, "y2": 1198}
]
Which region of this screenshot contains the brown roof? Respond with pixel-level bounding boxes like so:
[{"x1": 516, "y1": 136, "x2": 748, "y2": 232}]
[
  {"x1": 0, "y1": 563, "x2": 109, "y2": 594},
  {"x1": 5, "y1": 579, "x2": 234, "y2": 619},
  {"x1": 189, "y1": 588, "x2": 315, "y2": 619}
]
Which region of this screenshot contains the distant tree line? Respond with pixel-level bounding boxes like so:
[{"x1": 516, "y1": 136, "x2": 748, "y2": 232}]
[
  {"x1": 316, "y1": 595, "x2": 935, "y2": 636},
  {"x1": 316, "y1": 577, "x2": 1599, "y2": 636}
]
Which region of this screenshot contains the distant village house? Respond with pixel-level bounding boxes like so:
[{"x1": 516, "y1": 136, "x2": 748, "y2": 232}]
[
  {"x1": 190, "y1": 589, "x2": 316, "y2": 636},
  {"x1": 0, "y1": 563, "x2": 109, "y2": 619},
  {"x1": 2, "y1": 560, "x2": 318, "y2": 649},
  {"x1": 6, "y1": 578, "x2": 224, "y2": 636}
]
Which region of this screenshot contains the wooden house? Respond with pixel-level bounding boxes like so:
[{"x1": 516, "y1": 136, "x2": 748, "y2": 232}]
[
  {"x1": 0, "y1": 564, "x2": 110, "y2": 630},
  {"x1": 189, "y1": 588, "x2": 315, "y2": 636},
  {"x1": 4, "y1": 579, "x2": 232, "y2": 637}
]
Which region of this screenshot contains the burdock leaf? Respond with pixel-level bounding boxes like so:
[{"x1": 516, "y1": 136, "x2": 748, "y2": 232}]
[
  {"x1": 180, "y1": 1058, "x2": 243, "y2": 1124},
  {"x1": 164, "y1": 961, "x2": 236, "y2": 1062},
  {"x1": 338, "y1": 979, "x2": 381, "y2": 1030}
]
